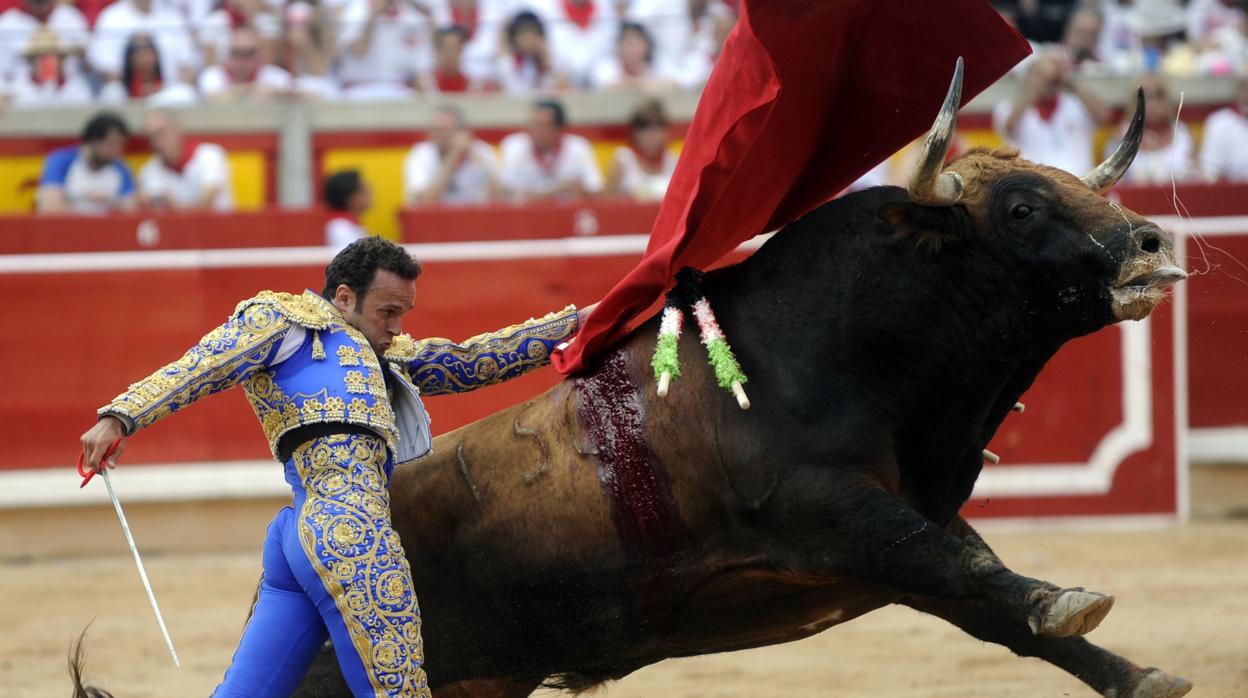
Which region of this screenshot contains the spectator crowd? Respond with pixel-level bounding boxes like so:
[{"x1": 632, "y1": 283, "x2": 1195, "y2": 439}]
[
  {"x1": 989, "y1": 0, "x2": 1248, "y2": 185},
  {"x1": 0, "y1": 0, "x2": 738, "y2": 109},
  {"x1": 36, "y1": 96, "x2": 678, "y2": 250},
  {"x1": 22, "y1": 0, "x2": 1248, "y2": 249}
]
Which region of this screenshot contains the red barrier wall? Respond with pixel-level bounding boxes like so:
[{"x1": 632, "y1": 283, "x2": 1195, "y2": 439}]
[
  {"x1": 400, "y1": 200, "x2": 661, "y2": 241},
  {"x1": 0, "y1": 209, "x2": 327, "y2": 253}
]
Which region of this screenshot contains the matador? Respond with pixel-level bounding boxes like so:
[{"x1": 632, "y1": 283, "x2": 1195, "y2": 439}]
[{"x1": 79, "y1": 236, "x2": 588, "y2": 697}]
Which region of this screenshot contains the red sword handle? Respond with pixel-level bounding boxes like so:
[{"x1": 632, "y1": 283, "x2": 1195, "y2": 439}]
[{"x1": 78, "y1": 437, "x2": 122, "y2": 489}]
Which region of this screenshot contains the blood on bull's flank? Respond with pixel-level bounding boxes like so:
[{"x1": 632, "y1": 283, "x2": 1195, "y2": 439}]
[{"x1": 575, "y1": 349, "x2": 690, "y2": 629}]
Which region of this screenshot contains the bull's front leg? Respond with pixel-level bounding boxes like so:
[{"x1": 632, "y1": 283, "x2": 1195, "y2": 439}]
[
  {"x1": 824, "y1": 487, "x2": 1109, "y2": 639},
  {"x1": 897, "y1": 516, "x2": 1192, "y2": 698}
]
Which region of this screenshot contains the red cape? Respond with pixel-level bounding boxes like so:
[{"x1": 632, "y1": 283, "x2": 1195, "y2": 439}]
[{"x1": 552, "y1": 0, "x2": 1030, "y2": 374}]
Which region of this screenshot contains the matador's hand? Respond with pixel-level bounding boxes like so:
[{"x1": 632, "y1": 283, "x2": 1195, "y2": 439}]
[{"x1": 80, "y1": 416, "x2": 127, "y2": 474}]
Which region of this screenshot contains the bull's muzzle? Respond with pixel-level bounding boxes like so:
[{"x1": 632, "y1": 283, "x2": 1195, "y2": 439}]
[{"x1": 1111, "y1": 229, "x2": 1185, "y2": 321}]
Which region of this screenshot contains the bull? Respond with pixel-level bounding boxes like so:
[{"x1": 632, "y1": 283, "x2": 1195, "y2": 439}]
[
  {"x1": 69, "y1": 65, "x2": 1191, "y2": 697},
  {"x1": 287, "y1": 64, "x2": 1191, "y2": 698}
]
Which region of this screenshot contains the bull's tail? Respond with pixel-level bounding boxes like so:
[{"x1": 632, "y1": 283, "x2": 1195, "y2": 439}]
[{"x1": 69, "y1": 626, "x2": 116, "y2": 698}]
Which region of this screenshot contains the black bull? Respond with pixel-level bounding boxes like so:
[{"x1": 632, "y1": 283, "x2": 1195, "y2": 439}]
[{"x1": 293, "y1": 165, "x2": 1191, "y2": 696}]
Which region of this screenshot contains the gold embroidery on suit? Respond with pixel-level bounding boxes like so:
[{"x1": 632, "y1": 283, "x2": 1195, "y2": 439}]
[{"x1": 292, "y1": 433, "x2": 429, "y2": 698}]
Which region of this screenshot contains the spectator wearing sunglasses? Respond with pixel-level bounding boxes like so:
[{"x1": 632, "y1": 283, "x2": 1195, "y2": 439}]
[{"x1": 198, "y1": 24, "x2": 293, "y2": 102}]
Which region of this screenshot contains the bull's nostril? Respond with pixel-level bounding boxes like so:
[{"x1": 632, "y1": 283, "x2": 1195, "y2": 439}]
[{"x1": 1141, "y1": 236, "x2": 1160, "y2": 254}]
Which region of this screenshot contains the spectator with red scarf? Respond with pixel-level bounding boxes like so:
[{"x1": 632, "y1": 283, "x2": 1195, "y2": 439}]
[
  {"x1": 0, "y1": 0, "x2": 88, "y2": 82},
  {"x1": 499, "y1": 98, "x2": 602, "y2": 201},
  {"x1": 496, "y1": 10, "x2": 567, "y2": 94},
  {"x1": 606, "y1": 99, "x2": 677, "y2": 201},
  {"x1": 992, "y1": 52, "x2": 1110, "y2": 176},
  {"x1": 113, "y1": 34, "x2": 161, "y2": 98},
  {"x1": 418, "y1": 25, "x2": 483, "y2": 93},
  {"x1": 137, "y1": 109, "x2": 234, "y2": 210},
  {"x1": 3, "y1": 25, "x2": 92, "y2": 109}
]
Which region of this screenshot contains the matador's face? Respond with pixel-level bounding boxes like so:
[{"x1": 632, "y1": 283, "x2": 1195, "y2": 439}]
[{"x1": 332, "y1": 270, "x2": 416, "y2": 357}]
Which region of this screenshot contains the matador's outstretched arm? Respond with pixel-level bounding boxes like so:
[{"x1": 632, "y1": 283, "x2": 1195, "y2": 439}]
[
  {"x1": 98, "y1": 302, "x2": 292, "y2": 434},
  {"x1": 388, "y1": 305, "x2": 581, "y2": 396}
]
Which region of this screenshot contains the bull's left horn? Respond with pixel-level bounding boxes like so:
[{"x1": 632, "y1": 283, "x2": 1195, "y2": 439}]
[
  {"x1": 1082, "y1": 87, "x2": 1145, "y2": 194},
  {"x1": 908, "y1": 57, "x2": 966, "y2": 207}
]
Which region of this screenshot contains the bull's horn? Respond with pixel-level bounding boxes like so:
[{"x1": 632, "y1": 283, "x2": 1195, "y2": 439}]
[
  {"x1": 1082, "y1": 87, "x2": 1145, "y2": 194},
  {"x1": 908, "y1": 57, "x2": 966, "y2": 207}
]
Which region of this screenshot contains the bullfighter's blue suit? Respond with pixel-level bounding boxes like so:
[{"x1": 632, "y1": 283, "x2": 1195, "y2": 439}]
[{"x1": 100, "y1": 290, "x2": 579, "y2": 697}]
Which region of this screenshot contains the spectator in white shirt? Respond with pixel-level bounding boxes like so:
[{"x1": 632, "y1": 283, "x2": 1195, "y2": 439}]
[
  {"x1": 606, "y1": 99, "x2": 676, "y2": 202},
  {"x1": 993, "y1": 53, "x2": 1112, "y2": 176},
  {"x1": 199, "y1": 25, "x2": 294, "y2": 102},
  {"x1": 89, "y1": 0, "x2": 197, "y2": 84},
  {"x1": 335, "y1": 0, "x2": 437, "y2": 100},
  {"x1": 280, "y1": 0, "x2": 340, "y2": 100},
  {"x1": 404, "y1": 105, "x2": 500, "y2": 206},
  {"x1": 1199, "y1": 72, "x2": 1248, "y2": 181},
  {"x1": 500, "y1": 99, "x2": 603, "y2": 201},
  {"x1": 3, "y1": 26, "x2": 93, "y2": 109},
  {"x1": 496, "y1": 10, "x2": 568, "y2": 94},
  {"x1": 323, "y1": 169, "x2": 373, "y2": 250},
  {"x1": 533, "y1": 0, "x2": 617, "y2": 87},
  {"x1": 138, "y1": 110, "x2": 234, "y2": 211},
  {"x1": 627, "y1": 0, "x2": 730, "y2": 85},
  {"x1": 0, "y1": 0, "x2": 88, "y2": 81},
  {"x1": 590, "y1": 21, "x2": 677, "y2": 92},
  {"x1": 1108, "y1": 74, "x2": 1196, "y2": 185},
  {"x1": 37, "y1": 111, "x2": 137, "y2": 214}
]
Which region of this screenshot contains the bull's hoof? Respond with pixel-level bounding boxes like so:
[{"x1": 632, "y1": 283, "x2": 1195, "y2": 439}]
[
  {"x1": 1029, "y1": 588, "x2": 1115, "y2": 637},
  {"x1": 1125, "y1": 669, "x2": 1193, "y2": 698}
]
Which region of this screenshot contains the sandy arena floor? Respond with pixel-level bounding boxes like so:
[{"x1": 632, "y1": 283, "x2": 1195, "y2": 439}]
[{"x1": 2, "y1": 517, "x2": 1246, "y2": 698}]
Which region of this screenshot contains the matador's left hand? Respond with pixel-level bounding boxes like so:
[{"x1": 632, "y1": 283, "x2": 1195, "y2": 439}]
[{"x1": 575, "y1": 302, "x2": 599, "y2": 330}]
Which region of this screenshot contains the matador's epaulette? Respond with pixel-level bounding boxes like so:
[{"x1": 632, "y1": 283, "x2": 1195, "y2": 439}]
[{"x1": 234, "y1": 290, "x2": 341, "y2": 331}]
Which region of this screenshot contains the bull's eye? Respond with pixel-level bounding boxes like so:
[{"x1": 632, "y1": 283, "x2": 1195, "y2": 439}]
[{"x1": 1012, "y1": 204, "x2": 1033, "y2": 220}]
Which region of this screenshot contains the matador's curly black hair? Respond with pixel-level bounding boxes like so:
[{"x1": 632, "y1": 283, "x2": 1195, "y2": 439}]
[{"x1": 321, "y1": 236, "x2": 422, "y2": 309}]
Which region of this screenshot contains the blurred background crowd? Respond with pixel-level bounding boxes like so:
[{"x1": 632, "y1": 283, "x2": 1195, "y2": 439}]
[
  {"x1": 6, "y1": 0, "x2": 1248, "y2": 247},
  {"x1": 0, "y1": 0, "x2": 738, "y2": 108}
]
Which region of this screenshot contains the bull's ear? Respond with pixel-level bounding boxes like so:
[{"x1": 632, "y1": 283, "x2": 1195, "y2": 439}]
[{"x1": 877, "y1": 201, "x2": 966, "y2": 253}]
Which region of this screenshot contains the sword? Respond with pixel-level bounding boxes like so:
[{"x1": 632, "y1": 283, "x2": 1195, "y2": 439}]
[{"x1": 79, "y1": 440, "x2": 181, "y2": 667}]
